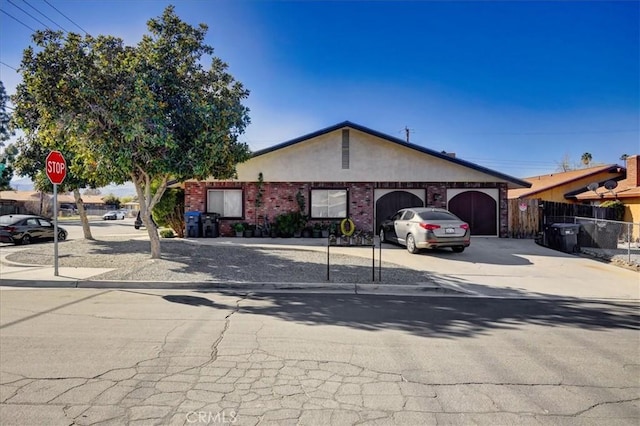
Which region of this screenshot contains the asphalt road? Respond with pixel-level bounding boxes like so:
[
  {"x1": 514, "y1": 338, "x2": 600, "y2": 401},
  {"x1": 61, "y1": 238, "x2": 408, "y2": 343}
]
[{"x1": 1, "y1": 289, "x2": 638, "y2": 425}]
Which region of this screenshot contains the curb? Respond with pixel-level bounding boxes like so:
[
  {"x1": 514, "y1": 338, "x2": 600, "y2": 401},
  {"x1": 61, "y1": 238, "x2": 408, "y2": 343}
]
[{"x1": 0, "y1": 279, "x2": 468, "y2": 296}]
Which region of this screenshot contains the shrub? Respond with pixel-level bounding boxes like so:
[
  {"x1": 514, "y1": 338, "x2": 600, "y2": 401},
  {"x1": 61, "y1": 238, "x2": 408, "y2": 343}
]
[
  {"x1": 159, "y1": 229, "x2": 175, "y2": 238},
  {"x1": 152, "y1": 188, "x2": 185, "y2": 238},
  {"x1": 600, "y1": 200, "x2": 626, "y2": 221}
]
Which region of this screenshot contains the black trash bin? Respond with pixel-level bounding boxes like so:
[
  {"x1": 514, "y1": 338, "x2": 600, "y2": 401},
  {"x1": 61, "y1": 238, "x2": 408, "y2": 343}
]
[
  {"x1": 202, "y1": 212, "x2": 220, "y2": 238},
  {"x1": 185, "y1": 211, "x2": 202, "y2": 238},
  {"x1": 578, "y1": 222, "x2": 597, "y2": 248},
  {"x1": 548, "y1": 223, "x2": 581, "y2": 253}
]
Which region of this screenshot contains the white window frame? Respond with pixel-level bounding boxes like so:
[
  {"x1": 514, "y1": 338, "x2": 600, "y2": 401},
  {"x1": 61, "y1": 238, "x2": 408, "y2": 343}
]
[
  {"x1": 310, "y1": 189, "x2": 348, "y2": 219},
  {"x1": 207, "y1": 189, "x2": 243, "y2": 218}
]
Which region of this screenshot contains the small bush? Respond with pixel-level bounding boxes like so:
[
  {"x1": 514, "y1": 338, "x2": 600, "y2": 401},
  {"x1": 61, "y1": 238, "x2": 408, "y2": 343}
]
[{"x1": 159, "y1": 229, "x2": 175, "y2": 238}]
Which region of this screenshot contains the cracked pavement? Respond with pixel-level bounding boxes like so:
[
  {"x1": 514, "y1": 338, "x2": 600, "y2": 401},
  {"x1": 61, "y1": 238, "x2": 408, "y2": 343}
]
[{"x1": 1, "y1": 289, "x2": 638, "y2": 425}]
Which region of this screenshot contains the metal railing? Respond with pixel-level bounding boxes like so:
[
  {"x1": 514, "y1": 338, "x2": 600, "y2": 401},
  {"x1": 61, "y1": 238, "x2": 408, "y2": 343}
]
[{"x1": 574, "y1": 217, "x2": 639, "y2": 266}]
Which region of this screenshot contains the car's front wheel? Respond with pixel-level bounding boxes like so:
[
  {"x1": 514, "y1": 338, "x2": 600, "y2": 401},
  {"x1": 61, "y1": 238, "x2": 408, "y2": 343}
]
[
  {"x1": 58, "y1": 230, "x2": 67, "y2": 241},
  {"x1": 406, "y1": 234, "x2": 419, "y2": 254},
  {"x1": 20, "y1": 234, "x2": 31, "y2": 245}
]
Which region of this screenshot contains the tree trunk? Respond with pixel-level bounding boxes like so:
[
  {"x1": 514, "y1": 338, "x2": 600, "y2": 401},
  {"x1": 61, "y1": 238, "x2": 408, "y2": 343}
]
[
  {"x1": 132, "y1": 171, "x2": 169, "y2": 259},
  {"x1": 73, "y1": 188, "x2": 94, "y2": 240},
  {"x1": 147, "y1": 218, "x2": 161, "y2": 259}
]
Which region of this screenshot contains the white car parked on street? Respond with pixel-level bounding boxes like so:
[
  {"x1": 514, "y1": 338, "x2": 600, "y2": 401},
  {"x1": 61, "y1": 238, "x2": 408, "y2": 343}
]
[{"x1": 102, "y1": 210, "x2": 125, "y2": 220}]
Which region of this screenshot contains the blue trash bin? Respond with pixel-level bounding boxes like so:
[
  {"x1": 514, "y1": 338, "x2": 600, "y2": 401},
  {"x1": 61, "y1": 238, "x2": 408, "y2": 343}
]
[{"x1": 185, "y1": 211, "x2": 202, "y2": 238}]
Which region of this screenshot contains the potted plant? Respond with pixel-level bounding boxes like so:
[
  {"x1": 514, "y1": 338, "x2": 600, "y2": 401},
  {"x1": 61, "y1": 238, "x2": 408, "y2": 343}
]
[
  {"x1": 302, "y1": 225, "x2": 313, "y2": 238},
  {"x1": 321, "y1": 222, "x2": 330, "y2": 238},
  {"x1": 312, "y1": 222, "x2": 322, "y2": 238},
  {"x1": 275, "y1": 213, "x2": 296, "y2": 238},
  {"x1": 232, "y1": 223, "x2": 244, "y2": 237},
  {"x1": 243, "y1": 223, "x2": 254, "y2": 238}
]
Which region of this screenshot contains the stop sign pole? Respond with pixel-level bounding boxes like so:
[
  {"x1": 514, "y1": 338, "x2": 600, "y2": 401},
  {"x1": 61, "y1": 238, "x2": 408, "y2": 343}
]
[{"x1": 45, "y1": 151, "x2": 67, "y2": 276}]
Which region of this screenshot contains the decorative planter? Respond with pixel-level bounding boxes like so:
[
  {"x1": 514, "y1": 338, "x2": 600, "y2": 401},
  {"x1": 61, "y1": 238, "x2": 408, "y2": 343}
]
[
  {"x1": 243, "y1": 229, "x2": 254, "y2": 238},
  {"x1": 312, "y1": 229, "x2": 322, "y2": 238}
]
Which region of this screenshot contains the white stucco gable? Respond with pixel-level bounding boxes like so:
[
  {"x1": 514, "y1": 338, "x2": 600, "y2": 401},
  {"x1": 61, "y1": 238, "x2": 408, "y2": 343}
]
[{"x1": 205, "y1": 122, "x2": 530, "y2": 188}]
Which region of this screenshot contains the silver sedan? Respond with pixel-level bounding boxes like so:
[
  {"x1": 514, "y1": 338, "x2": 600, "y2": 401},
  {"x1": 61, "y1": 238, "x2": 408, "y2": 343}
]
[{"x1": 379, "y1": 207, "x2": 470, "y2": 254}]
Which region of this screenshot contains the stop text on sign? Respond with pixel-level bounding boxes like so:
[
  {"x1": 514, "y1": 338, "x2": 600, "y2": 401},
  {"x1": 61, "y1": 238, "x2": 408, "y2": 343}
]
[{"x1": 47, "y1": 161, "x2": 65, "y2": 175}]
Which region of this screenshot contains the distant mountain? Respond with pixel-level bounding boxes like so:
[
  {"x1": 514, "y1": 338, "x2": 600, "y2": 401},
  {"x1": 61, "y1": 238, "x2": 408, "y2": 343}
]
[{"x1": 8, "y1": 177, "x2": 34, "y2": 191}]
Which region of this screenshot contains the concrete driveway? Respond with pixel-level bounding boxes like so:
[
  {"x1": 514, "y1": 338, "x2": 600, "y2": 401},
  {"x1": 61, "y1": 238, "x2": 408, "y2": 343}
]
[{"x1": 372, "y1": 237, "x2": 639, "y2": 300}]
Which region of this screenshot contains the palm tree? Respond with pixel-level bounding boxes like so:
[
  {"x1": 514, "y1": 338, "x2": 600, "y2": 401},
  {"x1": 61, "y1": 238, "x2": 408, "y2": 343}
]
[
  {"x1": 620, "y1": 154, "x2": 629, "y2": 161},
  {"x1": 581, "y1": 152, "x2": 592, "y2": 167}
]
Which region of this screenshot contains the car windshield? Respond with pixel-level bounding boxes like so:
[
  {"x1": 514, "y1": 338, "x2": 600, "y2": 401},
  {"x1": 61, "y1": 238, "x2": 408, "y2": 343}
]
[{"x1": 418, "y1": 211, "x2": 460, "y2": 221}]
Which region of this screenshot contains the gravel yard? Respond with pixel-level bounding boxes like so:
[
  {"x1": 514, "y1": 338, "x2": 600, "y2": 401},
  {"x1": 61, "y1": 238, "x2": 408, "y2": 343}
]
[{"x1": 5, "y1": 237, "x2": 437, "y2": 284}]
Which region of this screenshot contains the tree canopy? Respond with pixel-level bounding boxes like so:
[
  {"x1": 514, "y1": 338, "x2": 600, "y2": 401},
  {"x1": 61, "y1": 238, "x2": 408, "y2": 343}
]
[{"x1": 11, "y1": 6, "x2": 251, "y2": 257}]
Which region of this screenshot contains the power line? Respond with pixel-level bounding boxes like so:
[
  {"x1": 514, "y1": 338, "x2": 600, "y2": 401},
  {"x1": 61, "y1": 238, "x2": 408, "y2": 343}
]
[
  {"x1": 6, "y1": 0, "x2": 51, "y2": 30},
  {"x1": 0, "y1": 61, "x2": 18, "y2": 71},
  {"x1": 43, "y1": 0, "x2": 88, "y2": 35},
  {"x1": 0, "y1": 8, "x2": 37, "y2": 32},
  {"x1": 457, "y1": 129, "x2": 639, "y2": 136},
  {"x1": 22, "y1": 0, "x2": 68, "y2": 32}
]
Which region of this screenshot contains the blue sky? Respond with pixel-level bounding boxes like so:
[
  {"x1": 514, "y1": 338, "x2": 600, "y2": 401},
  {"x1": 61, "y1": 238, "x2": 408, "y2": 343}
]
[{"x1": 1, "y1": 0, "x2": 638, "y2": 184}]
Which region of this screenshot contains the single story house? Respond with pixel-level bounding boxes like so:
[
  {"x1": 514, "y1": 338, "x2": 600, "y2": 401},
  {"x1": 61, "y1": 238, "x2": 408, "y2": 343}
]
[
  {"x1": 572, "y1": 155, "x2": 640, "y2": 225},
  {"x1": 0, "y1": 190, "x2": 106, "y2": 215},
  {"x1": 508, "y1": 164, "x2": 626, "y2": 203},
  {"x1": 185, "y1": 121, "x2": 531, "y2": 237}
]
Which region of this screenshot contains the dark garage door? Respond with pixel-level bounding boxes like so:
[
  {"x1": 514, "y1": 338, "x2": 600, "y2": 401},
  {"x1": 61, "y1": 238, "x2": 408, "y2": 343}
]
[
  {"x1": 448, "y1": 191, "x2": 497, "y2": 236},
  {"x1": 375, "y1": 191, "x2": 423, "y2": 231}
]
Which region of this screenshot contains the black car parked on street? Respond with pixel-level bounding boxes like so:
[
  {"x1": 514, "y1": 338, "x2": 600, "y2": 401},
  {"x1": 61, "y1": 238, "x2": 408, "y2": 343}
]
[{"x1": 0, "y1": 214, "x2": 68, "y2": 245}]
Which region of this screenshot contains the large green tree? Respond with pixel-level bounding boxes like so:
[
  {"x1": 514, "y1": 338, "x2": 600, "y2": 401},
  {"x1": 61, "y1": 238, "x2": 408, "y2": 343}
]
[
  {"x1": 11, "y1": 31, "x2": 120, "y2": 239},
  {"x1": 12, "y1": 6, "x2": 250, "y2": 258},
  {"x1": 85, "y1": 7, "x2": 250, "y2": 257}
]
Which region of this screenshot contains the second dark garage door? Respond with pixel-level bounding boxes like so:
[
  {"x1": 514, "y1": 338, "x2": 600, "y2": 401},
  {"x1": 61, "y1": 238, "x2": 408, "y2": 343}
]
[{"x1": 448, "y1": 191, "x2": 497, "y2": 236}]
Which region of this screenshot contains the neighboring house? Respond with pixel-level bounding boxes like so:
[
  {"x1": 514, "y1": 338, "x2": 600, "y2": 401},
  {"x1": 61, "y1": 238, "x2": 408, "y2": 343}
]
[
  {"x1": 572, "y1": 155, "x2": 640, "y2": 225},
  {"x1": 185, "y1": 121, "x2": 531, "y2": 237},
  {"x1": 0, "y1": 191, "x2": 49, "y2": 214},
  {"x1": 0, "y1": 191, "x2": 107, "y2": 215},
  {"x1": 508, "y1": 164, "x2": 626, "y2": 203},
  {"x1": 507, "y1": 155, "x2": 639, "y2": 225}
]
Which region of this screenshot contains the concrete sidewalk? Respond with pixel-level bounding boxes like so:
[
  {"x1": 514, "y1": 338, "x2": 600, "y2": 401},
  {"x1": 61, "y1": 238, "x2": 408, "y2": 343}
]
[{"x1": 1, "y1": 237, "x2": 638, "y2": 300}]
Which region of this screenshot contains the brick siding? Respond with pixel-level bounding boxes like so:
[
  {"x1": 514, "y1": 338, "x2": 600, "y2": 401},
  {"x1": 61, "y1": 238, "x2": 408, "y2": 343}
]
[{"x1": 186, "y1": 181, "x2": 509, "y2": 237}]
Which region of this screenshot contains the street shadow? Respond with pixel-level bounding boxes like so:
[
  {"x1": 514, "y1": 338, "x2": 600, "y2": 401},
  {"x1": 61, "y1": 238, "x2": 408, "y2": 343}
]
[{"x1": 182, "y1": 291, "x2": 639, "y2": 340}]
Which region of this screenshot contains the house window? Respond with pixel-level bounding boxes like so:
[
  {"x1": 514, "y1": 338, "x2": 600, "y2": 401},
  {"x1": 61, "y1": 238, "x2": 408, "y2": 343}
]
[
  {"x1": 207, "y1": 189, "x2": 243, "y2": 218},
  {"x1": 311, "y1": 189, "x2": 347, "y2": 218}
]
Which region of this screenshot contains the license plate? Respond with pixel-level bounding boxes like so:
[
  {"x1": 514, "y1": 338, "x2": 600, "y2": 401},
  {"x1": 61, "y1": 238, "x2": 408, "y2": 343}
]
[{"x1": 445, "y1": 228, "x2": 455, "y2": 234}]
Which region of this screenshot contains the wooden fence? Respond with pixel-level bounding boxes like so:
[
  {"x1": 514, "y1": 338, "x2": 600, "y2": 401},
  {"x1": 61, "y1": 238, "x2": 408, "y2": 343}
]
[{"x1": 509, "y1": 199, "x2": 619, "y2": 238}]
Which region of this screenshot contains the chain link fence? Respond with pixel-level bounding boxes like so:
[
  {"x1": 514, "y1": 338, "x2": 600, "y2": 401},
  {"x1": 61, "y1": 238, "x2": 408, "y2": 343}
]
[{"x1": 574, "y1": 217, "x2": 640, "y2": 267}]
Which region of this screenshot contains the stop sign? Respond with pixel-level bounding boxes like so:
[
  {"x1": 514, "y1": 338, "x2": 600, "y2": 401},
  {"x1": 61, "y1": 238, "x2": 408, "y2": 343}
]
[{"x1": 46, "y1": 151, "x2": 67, "y2": 185}]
